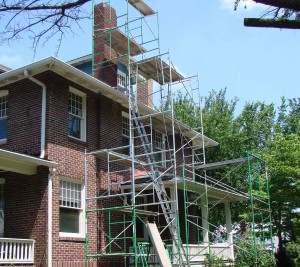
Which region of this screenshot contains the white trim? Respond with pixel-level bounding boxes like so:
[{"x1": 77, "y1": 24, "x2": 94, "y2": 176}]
[
  {"x1": 0, "y1": 90, "x2": 8, "y2": 97},
  {"x1": 59, "y1": 177, "x2": 85, "y2": 238},
  {"x1": 68, "y1": 87, "x2": 86, "y2": 142},
  {"x1": 136, "y1": 194, "x2": 148, "y2": 241}
]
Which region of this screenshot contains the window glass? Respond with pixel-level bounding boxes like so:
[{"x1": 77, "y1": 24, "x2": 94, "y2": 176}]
[{"x1": 60, "y1": 208, "x2": 79, "y2": 233}]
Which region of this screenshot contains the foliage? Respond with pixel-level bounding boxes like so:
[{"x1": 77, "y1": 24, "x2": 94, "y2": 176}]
[
  {"x1": 236, "y1": 101, "x2": 276, "y2": 150},
  {"x1": 234, "y1": 0, "x2": 300, "y2": 29},
  {"x1": 235, "y1": 233, "x2": 276, "y2": 267},
  {"x1": 286, "y1": 242, "x2": 300, "y2": 267},
  {"x1": 263, "y1": 134, "x2": 300, "y2": 256},
  {"x1": 277, "y1": 97, "x2": 300, "y2": 135},
  {"x1": 203, "y1": 253, "x2": 231, "y2": 267}
]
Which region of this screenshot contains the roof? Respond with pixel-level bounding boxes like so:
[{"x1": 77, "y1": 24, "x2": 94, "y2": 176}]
[
  {"x1": 0, "y1": 56, "x2": 218, "y2": 148},
  {"x1": 0, "y1": 149, "x2": 57, "y2": 175},
  {"x1": 0, "y1": 64, "x2": 12, "y2": 74}
]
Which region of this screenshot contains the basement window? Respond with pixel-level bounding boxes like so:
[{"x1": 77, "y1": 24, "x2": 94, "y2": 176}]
[
  {"x1": 0, "y1": 91, "x2": 8, "y2": 143},
  {"x1": 59, "y1": 179, "x2": 85, "y2": 237},
  {"x1": 68, "y1": 87, "x2": 86, "y2": 141}
]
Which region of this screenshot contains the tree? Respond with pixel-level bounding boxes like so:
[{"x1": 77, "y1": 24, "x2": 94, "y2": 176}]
[
  {"x1": 263, "y1": 134, "x2": 300, "y2": 266},
  {"x1": 277, "y1": 97, "x2": 300, "y2": 135},
  {"x1": 0, "y1": 0, "x2": 91, "y2": 53},
  {"x1": 235, "y1": 0, "x2": 300, "y2": 29},
  {"x1": 236, "y1": 101, "x2": 276, "y2": 150}
]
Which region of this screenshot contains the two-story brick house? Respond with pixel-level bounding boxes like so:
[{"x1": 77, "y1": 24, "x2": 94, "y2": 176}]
[{"x1": 0, "y1": 1, "x2": 252, "y2": 267}]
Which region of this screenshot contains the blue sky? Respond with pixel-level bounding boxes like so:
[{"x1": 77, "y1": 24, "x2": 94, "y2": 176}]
[{"x1": 1, "y1": 0, "x2": 299, "y2": 113}]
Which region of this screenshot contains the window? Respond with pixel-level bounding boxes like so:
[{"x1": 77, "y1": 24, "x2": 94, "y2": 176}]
[
  {"x1": 135, "y1": 195, "x2": 148, "y2": 240},
  {"x1": 122, "y1": 114, "x2": 130, "y2": 155},
  {"x1": 117, "y1": 71, "x2": 127, "y2": 88},
  {"x1": 0, "y1": 91, "x2": 8, "y2": 142},
  {"x1": 68, "y1": 87, "x2": 86, "y2": 141},
  {"x1": 59, "y1": 179, "x2": 85, "y2": 237},
  {"x1": 154, "y1": 130, "x2": 166, "y2": 167}
]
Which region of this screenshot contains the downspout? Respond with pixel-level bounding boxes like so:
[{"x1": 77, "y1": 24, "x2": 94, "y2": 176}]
[
  {"x1": 48, "y1": 168, "x2": 55, "y2": 267},
  {"x1": 23, "y1": 70, "x2": 52, "y2": 267},
  {"x1": 23, "y1": 69, "x2": 46, "y2": 159}
]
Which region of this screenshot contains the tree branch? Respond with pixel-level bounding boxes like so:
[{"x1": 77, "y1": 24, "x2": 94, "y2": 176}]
[
  {"x1": 244, "y1": 18, "x2": 300, "y2": 29},
  {"x1": 0, "y1": 0, "x2": 91, "y2": 12},
  {"x1": 254, "y1": 0, "x2": 300, "y2": 12}
]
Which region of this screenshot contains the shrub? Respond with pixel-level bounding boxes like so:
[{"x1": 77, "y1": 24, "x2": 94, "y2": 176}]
[
  {"x1": 203, "y1": 253, "x2": 231, "y2": 267},
  {"x1": 286, "y1": 241, "x2": 300, "y2": 267},
  {"x1": 235, "y1": 233, "x2": 276, "y2": 267}
]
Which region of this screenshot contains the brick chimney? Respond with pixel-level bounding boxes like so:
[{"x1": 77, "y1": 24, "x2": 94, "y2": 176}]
[
  {"x1": 93, "y1": 3, "x2": 153, "y2": 108},
  {"x1": 93, "y1": 3, "x2": 118, "y2": 87},
  {"x1": 137, "y1": 79, "x2": 153, "y2": 108}
]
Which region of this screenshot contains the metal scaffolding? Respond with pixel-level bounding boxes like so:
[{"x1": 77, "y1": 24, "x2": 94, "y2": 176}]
[{"x1": 84, "y1": 1, "x2": 274, "y2": 266}]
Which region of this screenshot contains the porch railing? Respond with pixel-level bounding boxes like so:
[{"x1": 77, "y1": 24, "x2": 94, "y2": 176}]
[{"x1": 0, "y1": 238, "x2": 35, "y2": 264}]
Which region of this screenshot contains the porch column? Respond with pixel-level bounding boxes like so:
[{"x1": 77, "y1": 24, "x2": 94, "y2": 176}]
[
  {"x1": 224, "y1": 201, "x2": 234, "y2": 259},
  {"x1": 201, "y1": 196, "x2": 209, "y2": 245}
]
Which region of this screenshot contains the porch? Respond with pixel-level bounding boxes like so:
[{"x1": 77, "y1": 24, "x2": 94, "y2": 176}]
[{"x1": 0, "y1": 149, "x2": 57, "y2": 265}]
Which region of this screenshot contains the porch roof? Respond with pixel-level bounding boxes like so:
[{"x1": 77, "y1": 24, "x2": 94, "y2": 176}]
[
  {"x1": 121, "y1": 175, "x2": 248, "y2": 203},
  {"x1": 0, "y1": 149, "x2": 57, "y2": 175}
]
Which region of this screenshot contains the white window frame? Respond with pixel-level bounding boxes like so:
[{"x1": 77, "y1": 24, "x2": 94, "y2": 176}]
[
  {"x1": 59, "y1": 177, "x2": 85, "y2": 238},
  {"x1": 154, "y1": 130, "x2": 166, "y2": 168},
  {"x1": 122, "y1": 112, "x2": 133, "y2": 155},
  {"x1": 0, "y1": 90, "x2": 8, "y2": 144},
  {"x1": 135, "y1": 195, "x2": 148, "y2": 241},
  {"x1": 117, "y1": 70, "x2": 127, "y2": 88},
  {"x1": 68, "y1": 87, "x2": 86, "y2": 142},
  {"x1": 192, "y1": 141, "x2": 202, "y2": 180}
]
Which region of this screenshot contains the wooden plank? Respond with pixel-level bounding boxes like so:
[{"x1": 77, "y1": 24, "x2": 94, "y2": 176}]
[
  {"x1": 146, "y1": 223, "x2": 172, "y2": 267},
  {"x1": 128, "y1": 0, "x2": 155, "y2": 16},
  {"x1": 195, "y1": 157, "x2": 255, "y2": 171},
  {"x1": 137, "y1": 58, "x2": 184, "y2": 85},
  {"x1": 95, "y1": 28, "x2": 146, "y2": 57}
]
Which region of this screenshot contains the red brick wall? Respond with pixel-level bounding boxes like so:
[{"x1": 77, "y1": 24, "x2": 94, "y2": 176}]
[
  {"x1": 137, "y1": 79, "x2": 153, "y2": 108},
  {"x1": 1, "y1": 80, "x2": 42, "y2": 156}
]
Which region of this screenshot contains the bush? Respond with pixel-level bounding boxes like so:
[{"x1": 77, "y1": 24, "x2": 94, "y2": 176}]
[
  {"x1": 286, "y1": 242, "x2": 300, "y2": 267},
  {"x1": 235, "y1": 234, "x2": 276, "y2": 267},
  {"x1": 203, "y1": 253, "x2": 231, "y2": 267}
]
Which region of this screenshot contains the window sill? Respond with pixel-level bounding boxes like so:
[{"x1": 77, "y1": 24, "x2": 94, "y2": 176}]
[
  {"x1": 68, "y1": 136, "x2": 87, "y2": 146},
  {"x1": 59, "y1": 235, "x2": 85, "y2": 242},
  {"x1": 0, "y1": 139, "x2": 7, "y2": 145}
]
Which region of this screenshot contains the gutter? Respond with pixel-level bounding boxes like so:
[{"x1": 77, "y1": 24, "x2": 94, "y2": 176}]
[
  {"x1": 23, "y1": 70, "x2": 52, "y2": 267},
  {"x1": 23, "y1": 70, "x2": 46, "y2": 159}
]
